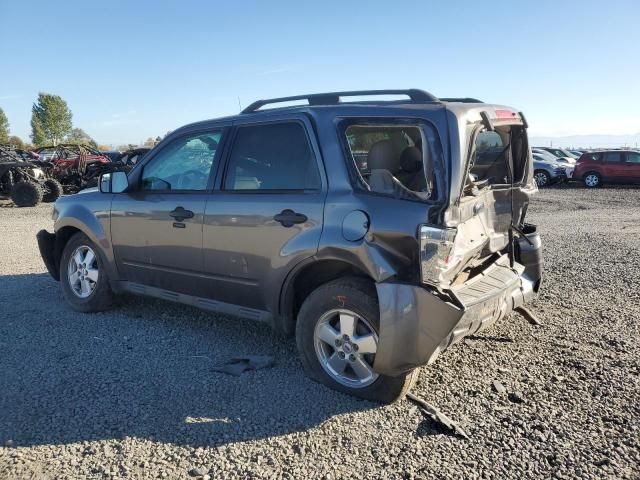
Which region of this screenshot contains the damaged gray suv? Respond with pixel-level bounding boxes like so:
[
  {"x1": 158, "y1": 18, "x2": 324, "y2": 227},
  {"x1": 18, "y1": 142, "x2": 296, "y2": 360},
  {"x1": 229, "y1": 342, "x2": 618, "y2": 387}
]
[{"x1": 37, "y1": 89, "x2": 542, "y2": 403}]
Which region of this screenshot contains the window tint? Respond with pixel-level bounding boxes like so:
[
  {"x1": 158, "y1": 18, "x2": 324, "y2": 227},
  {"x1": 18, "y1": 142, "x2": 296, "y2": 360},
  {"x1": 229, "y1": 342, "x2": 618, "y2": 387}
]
[
  {"x1": 345, "y1": 124, "x2": 432, "y2": 199},
  {"x1": 626, "y1": 152, "x2": 640, "y2": 163},
  {"x1": 471, "y1": 130, "x2": 509, "y2": 183},
  {"x1": 141, "y1": 131, "x2": 221, "y2": 191},
  {"x1": 224, "y1": 122, "x2": 320, "y2": 191},
  {"x1": 603, "y1": 152, "x2": 622, "y2": 163}
]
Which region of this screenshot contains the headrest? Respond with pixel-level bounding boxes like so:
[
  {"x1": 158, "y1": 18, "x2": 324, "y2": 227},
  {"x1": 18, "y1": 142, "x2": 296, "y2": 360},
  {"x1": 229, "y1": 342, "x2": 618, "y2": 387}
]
[
  {"x1": 399, "y1": 146, "x2": 422, "y2": 173},
  {"x1": 367, "y1": 140, "x2": 398, "y2": 172}
]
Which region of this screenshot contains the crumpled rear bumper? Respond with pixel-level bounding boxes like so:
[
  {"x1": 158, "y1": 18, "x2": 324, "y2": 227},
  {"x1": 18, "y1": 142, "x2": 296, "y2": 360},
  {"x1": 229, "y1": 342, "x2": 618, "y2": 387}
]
[{"x1": 373, "y1": 255, "x2": 539, "y2": 376}]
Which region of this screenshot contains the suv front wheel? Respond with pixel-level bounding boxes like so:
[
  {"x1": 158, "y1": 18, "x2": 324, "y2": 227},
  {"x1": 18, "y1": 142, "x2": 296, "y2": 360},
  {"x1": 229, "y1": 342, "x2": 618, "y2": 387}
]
[
  {"x1": 60, "y1": 232, "x2": 114, "y2": 312},
  {"x1": 296, "y1": 277, "x2": 418, "y2": 403},
  {"x1": 583, "y1": 172, "x2": 602, "y2": 188}
]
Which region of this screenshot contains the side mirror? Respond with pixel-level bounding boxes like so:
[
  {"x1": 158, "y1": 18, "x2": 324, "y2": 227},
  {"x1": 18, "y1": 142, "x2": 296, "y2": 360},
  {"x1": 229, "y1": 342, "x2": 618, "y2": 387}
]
[{"x1": 99, "y1": 171, "x2": 129, "y2": 193}]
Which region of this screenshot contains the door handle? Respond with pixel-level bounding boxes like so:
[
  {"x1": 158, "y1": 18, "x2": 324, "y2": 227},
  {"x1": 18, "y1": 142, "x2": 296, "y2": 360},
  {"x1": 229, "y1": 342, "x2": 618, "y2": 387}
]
[
  {"x1": 273, "y1": 209, "x2": 307, "y2": 227},
  {"x1": 169, "y1": 206, "x2": 194, "y2": 222}
]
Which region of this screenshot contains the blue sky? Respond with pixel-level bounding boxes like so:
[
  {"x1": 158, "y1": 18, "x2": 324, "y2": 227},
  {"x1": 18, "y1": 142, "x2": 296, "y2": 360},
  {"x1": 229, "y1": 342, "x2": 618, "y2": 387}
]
[{"x1": 1, "y1": 0, "x2": 639, "y2": 146}]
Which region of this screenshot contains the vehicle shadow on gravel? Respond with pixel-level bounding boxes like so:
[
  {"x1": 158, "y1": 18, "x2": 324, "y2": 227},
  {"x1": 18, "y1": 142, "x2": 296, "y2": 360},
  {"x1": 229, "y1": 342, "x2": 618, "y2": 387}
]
[{"x1": 0, "y1": 273, "x2": 379, "y2": 449}]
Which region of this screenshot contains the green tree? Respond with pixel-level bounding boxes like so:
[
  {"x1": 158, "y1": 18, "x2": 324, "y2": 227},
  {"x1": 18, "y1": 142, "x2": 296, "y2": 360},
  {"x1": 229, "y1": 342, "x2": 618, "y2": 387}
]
[
  {"x1": 30, "y1": 93, "x2": 73, "y2": 146},
  {"x1": 67, "y1": 127, "x2": 97, "y2": 148},
  {"x1": 8, "y1": 135, "x2": 24, "y2": 149},
  {"x1": 0, "y1": 107, "x2": 9, "y2": 144}
]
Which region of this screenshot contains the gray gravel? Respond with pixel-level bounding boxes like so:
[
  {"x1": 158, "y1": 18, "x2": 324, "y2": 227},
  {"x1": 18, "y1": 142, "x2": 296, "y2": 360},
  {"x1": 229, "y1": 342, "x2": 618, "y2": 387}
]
[{"x1": 0, "y1": 186, "x2": 639, "y2": 479}]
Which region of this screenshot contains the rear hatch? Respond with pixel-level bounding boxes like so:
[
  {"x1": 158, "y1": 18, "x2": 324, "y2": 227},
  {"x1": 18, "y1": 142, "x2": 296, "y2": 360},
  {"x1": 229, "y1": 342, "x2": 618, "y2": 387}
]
[{"x1": 424, "y1": 105, "x2": 536, "y2": 288}]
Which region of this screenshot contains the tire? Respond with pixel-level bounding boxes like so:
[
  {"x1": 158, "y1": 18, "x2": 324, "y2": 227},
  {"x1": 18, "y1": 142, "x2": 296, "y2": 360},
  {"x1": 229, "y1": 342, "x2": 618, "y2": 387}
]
[
  {"x1": 296, "y1": 277, "x2": 418, "y2": 404},
  {"x1": 10, "y1": 181, "x2": 43, "y2": 207},
  {"x1": 42, "y1": 178, "x2": 63, "y2": 202},
  {"x1": 533, "y1": 170, "x2": 551, "y2": 188},
  {"x1": 583, "y1": 172, "x2": 602, "y2": 188},
  {"x1": 60, "y1": 232, "x2": 114, "y2": 313}
]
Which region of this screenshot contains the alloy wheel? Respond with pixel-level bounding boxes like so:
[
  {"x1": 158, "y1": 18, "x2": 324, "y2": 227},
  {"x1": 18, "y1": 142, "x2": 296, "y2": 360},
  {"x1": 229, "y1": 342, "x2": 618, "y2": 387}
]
[
  {"x1": 584, "y1": 174, "x2": 599, "y2": 187},
  {"x1": 313, "y1": 309, "x2": 379, "y2": 388},
  {"x1": 534, "y1": 172, "x2": 549, "y2": 187},
  {"x1": 67, "y1": 245, "x2": 99, "y2": 298}
]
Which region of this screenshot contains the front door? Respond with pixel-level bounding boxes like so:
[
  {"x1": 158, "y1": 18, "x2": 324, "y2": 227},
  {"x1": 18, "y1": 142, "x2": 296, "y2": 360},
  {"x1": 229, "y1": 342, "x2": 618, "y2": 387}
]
[
  {"x1": 202, "y1": 119, "x2": 326, "y2": 313},
  {"x1": 111, "y1": 129, "x2": 225, "y2": 296},
  {"x1": 600, "y1": 151, "x2": 626, "y2": 181}
]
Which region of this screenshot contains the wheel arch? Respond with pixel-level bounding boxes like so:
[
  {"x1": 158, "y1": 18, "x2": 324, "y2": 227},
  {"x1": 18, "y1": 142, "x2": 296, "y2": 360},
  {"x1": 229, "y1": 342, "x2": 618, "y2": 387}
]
[{"x1": 276, "y1": 258, "x2": 377, "y2": 336}]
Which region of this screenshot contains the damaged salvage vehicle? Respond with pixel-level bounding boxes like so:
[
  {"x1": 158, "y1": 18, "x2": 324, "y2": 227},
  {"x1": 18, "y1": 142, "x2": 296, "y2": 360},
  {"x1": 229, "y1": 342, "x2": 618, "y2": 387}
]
[{"x1": 37, "y1": 89, "x2": 542, "y2": 403}]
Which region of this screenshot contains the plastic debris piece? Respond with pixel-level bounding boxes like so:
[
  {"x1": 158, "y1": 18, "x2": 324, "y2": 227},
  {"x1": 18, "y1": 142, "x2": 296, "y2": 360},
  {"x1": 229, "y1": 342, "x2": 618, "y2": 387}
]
[
  {"x1": 406, "y1": 393, "x2": 470, "y2": 440},
  {"x1": 211, "y1": 355, "x2": 274, "y2": 376}
]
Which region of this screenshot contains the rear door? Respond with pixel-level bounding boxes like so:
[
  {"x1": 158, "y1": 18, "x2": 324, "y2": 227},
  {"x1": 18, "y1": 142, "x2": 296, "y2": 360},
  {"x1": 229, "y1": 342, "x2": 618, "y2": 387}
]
[
  {"x1": 622, "y1": 151, "x2": 640, "y2": 182},
  {"x1": 111, "y1": 128, "x2": 226, "y2": 296},
  {"x1": 201, "y1": 117, "x2": 326, "y2": 313}
]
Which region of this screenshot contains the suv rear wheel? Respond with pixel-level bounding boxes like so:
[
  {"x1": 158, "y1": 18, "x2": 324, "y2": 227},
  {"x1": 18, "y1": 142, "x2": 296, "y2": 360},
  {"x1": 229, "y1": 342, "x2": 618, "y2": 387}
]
[
  {"x1": 60, "y1": 232, "x2": 114, "y2": 312},
  {"x1": 296, "y1": 277, "x2": 418, "y2": 403},
  {"x1": 583, "y1": 172, "x2": 602, "y2": 188}
]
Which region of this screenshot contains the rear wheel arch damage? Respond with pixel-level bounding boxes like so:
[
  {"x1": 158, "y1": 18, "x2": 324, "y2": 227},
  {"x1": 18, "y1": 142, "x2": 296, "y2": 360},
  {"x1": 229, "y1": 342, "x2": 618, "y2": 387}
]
[
  {"x1": 278, "y1": 259, "x2": 378, "y2": 336},
  {"x1": 294, "y1": 275, "x2": 418, "y2": 403}
]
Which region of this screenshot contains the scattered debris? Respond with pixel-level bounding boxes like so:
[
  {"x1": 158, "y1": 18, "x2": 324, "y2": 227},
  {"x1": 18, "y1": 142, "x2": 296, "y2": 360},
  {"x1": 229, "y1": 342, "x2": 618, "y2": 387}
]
[
  {"x1": 508, "y1": 391, "x2": 525, "y2": 404},
  {"x1": 189, "y1": 467, "x2": 206, "y2": 477},
  {"x1": 211, "y1": 355, "x2": 274, "y2": 376},
  {"x1": 406, "y1": 393, "x2": 470, "y2": 440},
  {"x1": 492, "y1": 380, "x2": 506, "y2": 394},
  {"x1": 515, "y1": 306, "x2": 543, "y2": 326}
]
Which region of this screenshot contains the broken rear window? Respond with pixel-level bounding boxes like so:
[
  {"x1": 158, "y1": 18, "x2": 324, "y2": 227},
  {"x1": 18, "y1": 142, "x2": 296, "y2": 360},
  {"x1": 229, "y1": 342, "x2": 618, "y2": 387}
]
[
  {"x1": 469, "y1": 126, "x2": 528, "y2": 187},
  {"x1": 344, "y1": 124, "x2": 433, "y2": 200}
]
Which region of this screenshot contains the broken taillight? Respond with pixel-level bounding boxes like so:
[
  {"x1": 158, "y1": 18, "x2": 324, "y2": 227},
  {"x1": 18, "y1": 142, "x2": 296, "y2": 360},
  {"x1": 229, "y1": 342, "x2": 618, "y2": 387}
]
[{"x1": 419, "y1": 225, "x2": 462, "y2": 286}]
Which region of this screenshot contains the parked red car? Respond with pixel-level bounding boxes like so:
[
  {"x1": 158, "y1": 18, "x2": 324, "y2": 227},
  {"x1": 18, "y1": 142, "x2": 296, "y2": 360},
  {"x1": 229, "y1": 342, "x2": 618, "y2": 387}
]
[{"x1": 574, "y1": 150, "x2": 640, "y2": 187}]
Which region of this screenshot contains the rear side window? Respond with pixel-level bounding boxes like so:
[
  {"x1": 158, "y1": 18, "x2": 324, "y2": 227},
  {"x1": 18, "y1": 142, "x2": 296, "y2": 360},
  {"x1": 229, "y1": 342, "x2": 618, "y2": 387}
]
[
  {"x1": 224, "y1": 122, "x2": 320, "y2": 191},
  {"x1": 603, "y1": 152, "x2": 622, "y2": 163},
  {"x1": 626, "y1": 152, "x2": 640, "y2": 164},
  {"x1": 344, "y1": 124, "x2": 433, "y2": 200}
]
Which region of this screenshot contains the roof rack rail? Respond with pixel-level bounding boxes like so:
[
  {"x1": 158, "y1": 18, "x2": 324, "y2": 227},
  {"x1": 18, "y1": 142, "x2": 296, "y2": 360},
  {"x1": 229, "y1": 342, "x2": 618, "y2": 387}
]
[
  {"x1": 242, "y1": 89, "x2": 439, "y2": 113},
  {"x1": 440, "y1": 97, "x2": 484, "y2": 103}
]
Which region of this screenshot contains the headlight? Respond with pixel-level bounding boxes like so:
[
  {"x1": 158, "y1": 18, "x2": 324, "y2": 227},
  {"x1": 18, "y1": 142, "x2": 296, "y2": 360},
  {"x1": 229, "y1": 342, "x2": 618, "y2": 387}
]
[{"x1": 419, "y1": 225, "x2": 461, "y2": 286}]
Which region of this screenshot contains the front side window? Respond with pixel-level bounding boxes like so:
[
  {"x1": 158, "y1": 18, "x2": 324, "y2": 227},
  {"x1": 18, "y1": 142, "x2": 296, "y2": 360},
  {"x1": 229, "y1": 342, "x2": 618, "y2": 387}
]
[
  {"x1": 603, "y1": 152, "x2": 622, "y2": 163},
  {"x1": 141, "y1": 131, "x2": 221, "y2": 191},
  {"x1": 224, "y1": 122, "x2": 320, "y2": 191},
  {"x1": 344, "y1": 124, "x2": 433, "y2": 200}
]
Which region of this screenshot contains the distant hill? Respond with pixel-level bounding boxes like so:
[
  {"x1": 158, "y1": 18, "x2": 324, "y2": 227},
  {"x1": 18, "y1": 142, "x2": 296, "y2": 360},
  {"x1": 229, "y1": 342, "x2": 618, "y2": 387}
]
[{"x1": 530, "y1": 134, "x2": 640, "y2": 149}]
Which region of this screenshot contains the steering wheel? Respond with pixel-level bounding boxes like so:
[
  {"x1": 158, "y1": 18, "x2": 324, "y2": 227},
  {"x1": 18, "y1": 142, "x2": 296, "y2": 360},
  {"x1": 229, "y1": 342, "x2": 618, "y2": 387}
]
[{"x1": 176, "y1": 169, "x2": 208, "y2": 189}]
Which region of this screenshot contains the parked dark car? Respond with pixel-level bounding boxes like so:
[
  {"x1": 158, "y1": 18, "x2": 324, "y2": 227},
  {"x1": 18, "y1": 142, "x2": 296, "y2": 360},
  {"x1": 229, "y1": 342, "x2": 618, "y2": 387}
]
[
  {"x1": 37, "y1": 90, "x2": 542, "y2": 403},
  {"x1": 532, "y1": 153, "x2": 569, "y2": 187},
  {"x1": 574, "y1": 150, "x2": 640, "y2": 187}
]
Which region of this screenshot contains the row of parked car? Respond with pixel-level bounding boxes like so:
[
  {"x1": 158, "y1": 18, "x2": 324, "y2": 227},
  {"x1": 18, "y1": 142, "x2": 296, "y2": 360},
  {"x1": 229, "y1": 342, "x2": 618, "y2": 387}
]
[{"x1": 532, "y1": 147, "x2": 640, "y2": 188}]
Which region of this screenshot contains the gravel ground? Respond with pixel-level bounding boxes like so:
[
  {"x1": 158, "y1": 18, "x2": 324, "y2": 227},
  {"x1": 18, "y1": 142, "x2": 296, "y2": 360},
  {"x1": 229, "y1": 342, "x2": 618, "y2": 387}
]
[{"x1": 0, "y1": 186, "x2": 638, "y2": 480}]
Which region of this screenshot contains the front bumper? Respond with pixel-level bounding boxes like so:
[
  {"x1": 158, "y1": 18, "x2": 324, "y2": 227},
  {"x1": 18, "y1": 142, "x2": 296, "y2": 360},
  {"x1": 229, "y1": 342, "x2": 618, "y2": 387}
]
[
  {"x1": 37, "y1": 229, "x2": 60, "y2": 280},
  {"x1": 373, "y1": 254, "x2": 541, "y2": 377}
]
